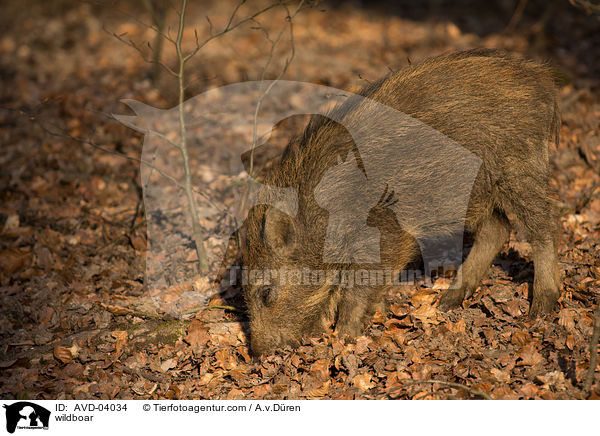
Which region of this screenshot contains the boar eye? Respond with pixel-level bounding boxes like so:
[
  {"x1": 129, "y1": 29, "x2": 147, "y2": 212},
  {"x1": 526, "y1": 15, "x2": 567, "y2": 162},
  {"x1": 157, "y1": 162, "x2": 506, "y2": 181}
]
[{"x1": 258, "y1": 286, "x2": 275, "y2": 307}]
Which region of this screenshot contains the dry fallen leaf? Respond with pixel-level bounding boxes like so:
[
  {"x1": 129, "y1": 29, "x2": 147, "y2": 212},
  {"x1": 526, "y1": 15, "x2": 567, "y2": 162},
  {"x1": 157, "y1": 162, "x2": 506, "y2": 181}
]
[
  {"x1": 160, "y1": 358, "x2": 177, "y2": 373},
  {"x1": 517, "y1": 343, "x2": 544, "y2": 367},
  {"x1": 101, "y1": 303, "x2": 132, "y2": 316},
  {"x1": 520, "y1": 383, "x2": 539, "y2": 398},
  {"x1": 193, "y1": 276, "x2": 211, "y2": 292},
  {"x1": 0, "y1": 360, "x2": 17, "y2": 369},
  {"x1": 226, "y1": 388, "x2": 245, "y2": 400},
  {"x1": 432, "y1": 277, "x2": 452, "y2": 290},
  {"x1": 372, "y1": 310, "x2": 385, "y2": 324},
  {"x1": 252, "y1": 384, "x2": 271, "y2": 397},
  {"x1": 185, "y1": 319, "x2": 210, "y2": 354},
  {"x1": 511, "y1": 331, "x2": 532, "y2": 347},
  {"x1": 3, "y1": 214, "x2": 19, "y2": 230},
  {"x1": 535, "y1": 371, "x2": 567, "y2": 390},
  {"x1": 411, "y1": 289, "x2": 438, "y2": 306},
  {"x1": 132, "y1": 379, "x2": 148, "y2": 396},
  {"x1": 591, "y1": 266, "x2": 600, "y2": 281},
  {"x1": 0, "y1": 247, "x2": 31, "y2": 274},
  {"x1": 112, "y1": 330, "x2": 128, "y2": 356},
  {"x1": 236, "y1": 345, "x2": 251, "y2": 363},
  {"x1": 214, "y1": 349, "x2": 237, "y2": 370},
  {"x1": 352, "y1": 373, "x2": 375, "y2": 391},
  {"x1": 558, "y1": 309, "x2": 576, "y2": 329},
  {"x1": 447, "y1": 319, "x2": 466, "y2": 333},
  {"x1": 310, "y1": 359, "x2": 331, "y2": 381},
  {"x1": 165, "y1": 383, "x2": 182, "y2": 399},
  {"x1": 490, "y1": 367, "x2": 511, "y2": 383},
  {"x1": 503, "y1": 299, "x2": 522, "y2": 317},
  {"x1": 128, "y1": 231, "x2": 147, "y2": 251},
  {"x1": 306, "y1": 380, "x2": 331, "y2": 398},
  {"x1": 410, "y1": 304, "x2": 441, "y2": 325},
  {"x1": 355, "y1": 336, "x2": 372, "y2": 354},
  {"x1": 54, "y1": 346, "x2": 73, "y2": 364},
  {"x1": 53, "y1": 343, "x2": 80, "y2": 364}
]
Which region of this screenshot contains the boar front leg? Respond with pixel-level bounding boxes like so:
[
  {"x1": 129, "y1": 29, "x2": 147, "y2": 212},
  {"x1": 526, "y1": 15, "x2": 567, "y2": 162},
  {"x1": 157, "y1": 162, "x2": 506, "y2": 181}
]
[{"x1": 439, "y1": 211, "x2": 511, "y2": 310}]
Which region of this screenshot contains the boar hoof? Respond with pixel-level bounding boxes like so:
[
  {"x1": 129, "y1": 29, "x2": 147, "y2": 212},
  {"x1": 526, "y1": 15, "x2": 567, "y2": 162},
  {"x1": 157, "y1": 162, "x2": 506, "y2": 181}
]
[
  {"x1": 438, "y1": 288, "x2": 466, "y2": 311},
  {"x1": 528, "y1": 291, "x2": 560, "y2": 317}
]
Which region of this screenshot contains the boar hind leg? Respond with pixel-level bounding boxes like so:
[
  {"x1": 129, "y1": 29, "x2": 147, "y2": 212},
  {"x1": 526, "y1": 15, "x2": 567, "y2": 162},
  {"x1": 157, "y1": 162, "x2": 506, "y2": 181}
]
[
  {"x1": 528, "y1": 237, "x2": 560, "y2": 316},
  {"x1": 507, "y1": 178, "x2": 560, "y2": 316},
  {"x1": 506, "y1": 176, "x2": 560, "y2": 315},
  {"x1": 439, "y1": 212, "x2": 510, "y2": 310}
]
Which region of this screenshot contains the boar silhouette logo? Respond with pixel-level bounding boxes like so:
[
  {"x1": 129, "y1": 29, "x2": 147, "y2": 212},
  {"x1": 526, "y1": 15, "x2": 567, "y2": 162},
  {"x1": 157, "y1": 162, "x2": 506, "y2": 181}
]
[
  {"x1": 3, "y1": 402, "x2": 50, "y2": 433},
  {"x1": 315, "y1": 150, "x2": 383, "y2": 263},
  {"x1": 116, "y1": 80, "x2": 481, "y2": 311}
]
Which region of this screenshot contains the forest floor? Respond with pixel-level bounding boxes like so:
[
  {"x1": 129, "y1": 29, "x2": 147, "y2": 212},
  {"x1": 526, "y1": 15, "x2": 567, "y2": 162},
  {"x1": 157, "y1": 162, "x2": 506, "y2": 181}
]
[{"x1": 0, "y1": 0, "x2": 599, "y2": 399}]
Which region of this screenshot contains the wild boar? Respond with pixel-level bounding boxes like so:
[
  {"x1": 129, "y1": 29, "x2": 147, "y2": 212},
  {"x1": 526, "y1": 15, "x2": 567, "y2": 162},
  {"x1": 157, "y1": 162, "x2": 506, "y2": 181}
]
[{"x1": 240, "y1": 49, "x2": 561, "y2": 355}]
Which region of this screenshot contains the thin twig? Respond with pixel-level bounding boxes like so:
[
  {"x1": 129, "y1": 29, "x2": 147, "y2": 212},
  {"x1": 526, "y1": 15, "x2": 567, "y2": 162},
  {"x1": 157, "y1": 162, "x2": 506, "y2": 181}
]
[
  {"x1": 7, "y1": 329, "x2": 112, "y2": 362},
  {"x1": 84, "y1": 0, "x2": 176, "y2": 43},
  {"x1": 183, "y1": 1, "x2": 295, "y2": 63},
  {"x1": 105, "y1": 25, "x2": 178, "y2": 77},
  {"x1": 116, "y1": 363, "x2": 168, "y2": 383},
  {"x1": 569, "y1": 0, "x2": 600, "y2": 14},
  {"x1": 505, "y1": 0, "x2": 528, "y2": 32},
  {"x1": 584, "y1": 304, "x2": 600, "y2": 393},
  {"x1": 184, "y1": 304, "x2": 242, "y2": 315},
  {"x1": 248, "y1": 0, "x2": 305, "y2": 175},
  {"x1": 174, "y1": 0, "x2": 209, "y2": 274},
  {"x1": 392, "y1": 379, "x2": 493, "y2": 400},
  {"x1": 142, "y1": 0, "x2": 169, "y2": 84},
  {"x1": 98, "y1": 218, "x2": 147, "y2": 252}
]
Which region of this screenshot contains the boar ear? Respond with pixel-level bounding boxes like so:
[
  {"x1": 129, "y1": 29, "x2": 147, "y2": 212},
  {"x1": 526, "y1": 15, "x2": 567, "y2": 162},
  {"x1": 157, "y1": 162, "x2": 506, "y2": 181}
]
[{"x1": 263, "y1": 207, "x2": 297, "y2": 255}]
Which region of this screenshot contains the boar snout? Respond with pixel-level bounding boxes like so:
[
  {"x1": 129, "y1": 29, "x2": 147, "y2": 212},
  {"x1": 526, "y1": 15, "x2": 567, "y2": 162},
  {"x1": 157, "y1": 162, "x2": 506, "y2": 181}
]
[
  {"x1": 246, "y1": 281, "x2": 335, "y2": 356},
  {"x1": 248, "y1": 311, "x2": 302, "y2": 356},
  {"x1": 249, "y1": 327, "x2": 294, "y2": 357}
]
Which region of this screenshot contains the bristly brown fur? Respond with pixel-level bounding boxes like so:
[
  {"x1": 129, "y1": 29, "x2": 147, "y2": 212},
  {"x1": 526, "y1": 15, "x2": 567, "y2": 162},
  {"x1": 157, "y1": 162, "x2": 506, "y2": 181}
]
[{"x1": 242, "y1": 49, "x2": 561, "y2": 356}]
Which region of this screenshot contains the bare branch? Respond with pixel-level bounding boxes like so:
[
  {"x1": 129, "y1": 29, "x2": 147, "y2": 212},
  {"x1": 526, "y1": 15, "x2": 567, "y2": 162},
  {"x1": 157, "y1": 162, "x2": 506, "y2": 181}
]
[
  {"x1": 248, "y1": 1, "x2": 304, "y2": 175},
  {"x1": 225, "y1": 0, "x2": 247, "y2": 30},
  {"x1": 250, "y1": 17, "x2": 271, "y2": 42},
  {"x1": 569, "y1": 0, "x2": 600, "y2": 14},
  {"x1": 174, "y1": 0, "x2": 209, "y2": 273},
  {"x1": 391, "y1": 379, "x2": 494, "y2": 400},
  {"x1": 142, "y1": 0, "x2": 170, "y2": 84},
  {"x1": 584, "y1": 304, "x2": 600, "y2": 393},
  {"x1": 505, "y1": 0, "x2": 528, "y2": 32},
  {"x1": 183, "y1": 1, "x2": 294, "y2": 64},
  {"x1": 205, "y1": 16, "x2": 214, "y2": 35},
  {"x1": 84, "y1": 0, "x2": 172, "y2": 41},
  {"x1": 105, "y1": 26, "x2": 178, "y2": 77},
  {"x1": 93, "y1": 0, "x2": 309, "y2": 275}
]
